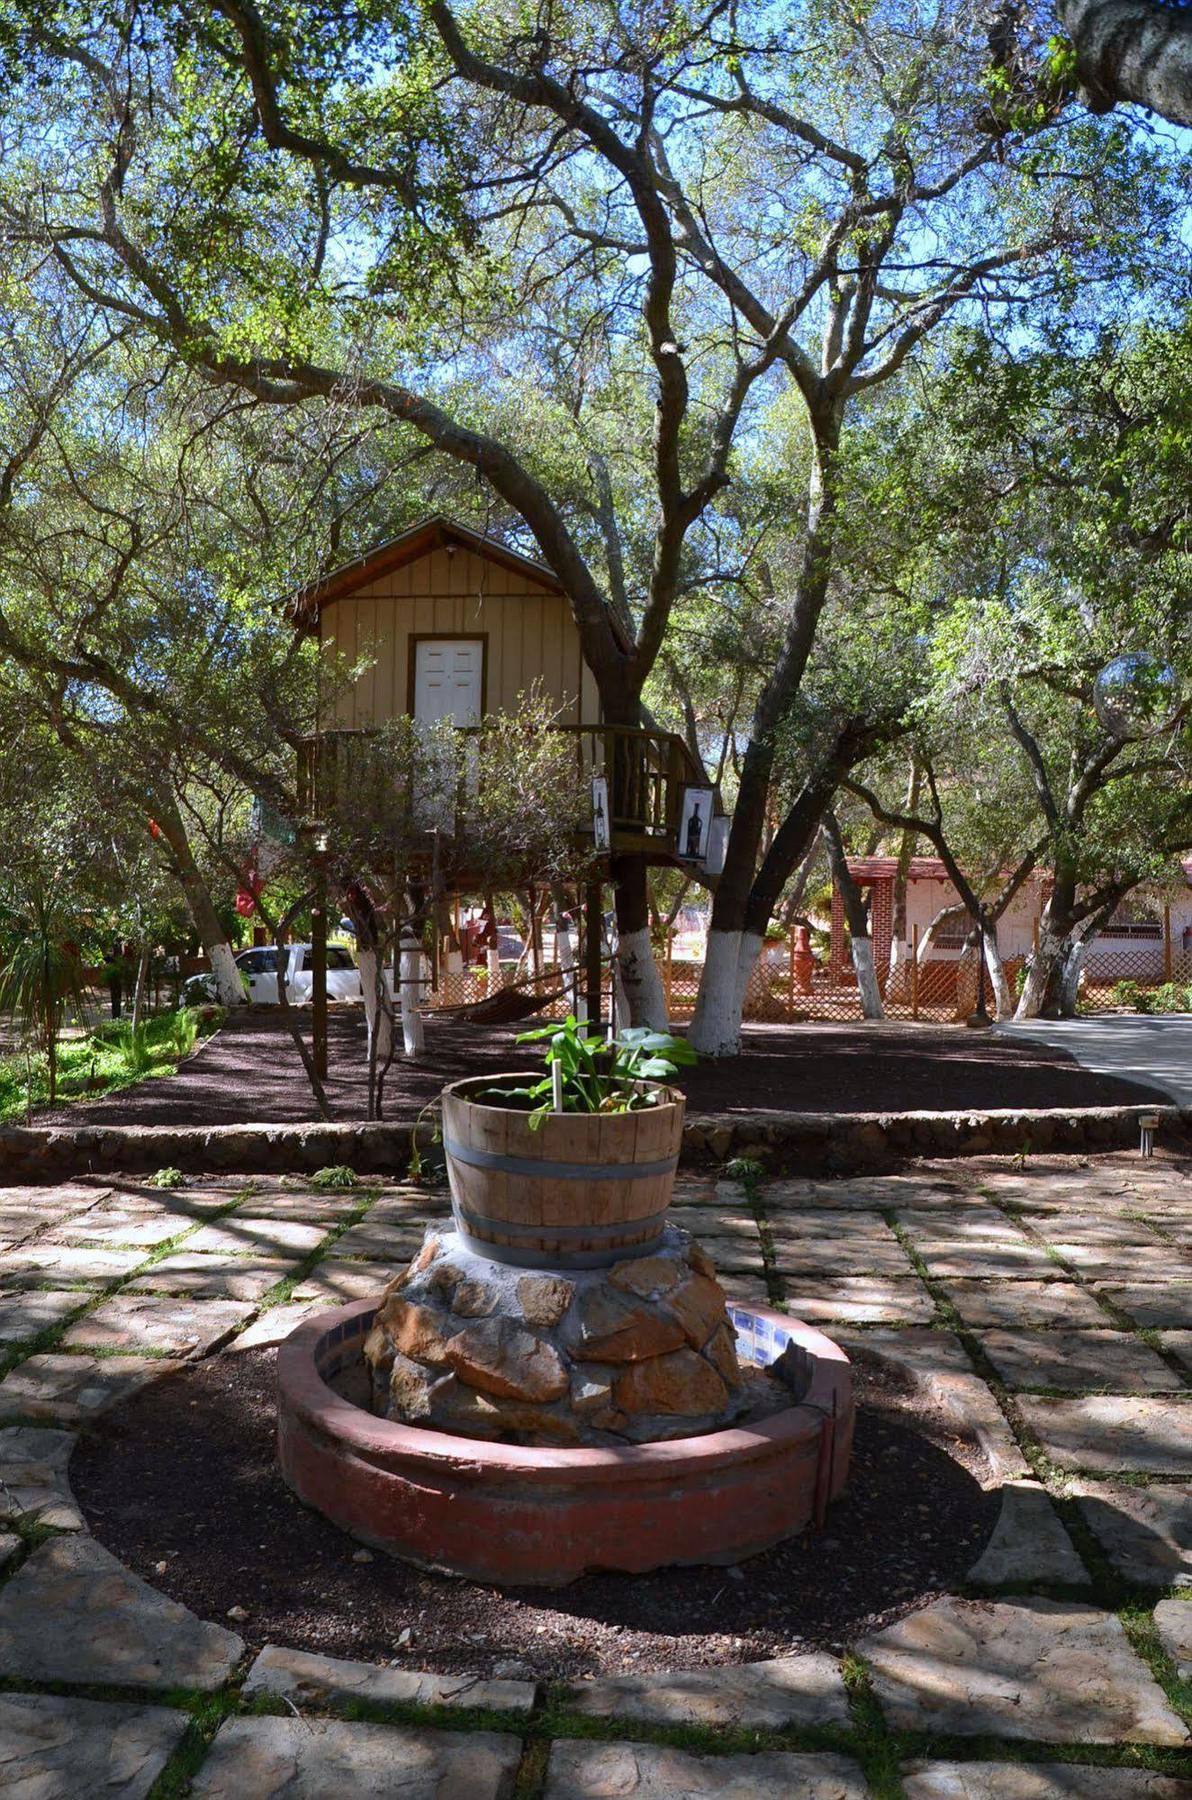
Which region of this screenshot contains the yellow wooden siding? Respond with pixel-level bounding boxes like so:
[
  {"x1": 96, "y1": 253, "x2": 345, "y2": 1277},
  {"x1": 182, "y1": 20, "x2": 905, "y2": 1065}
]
[{"x1": 320, "y1": 545, "x2": 600, "y2": 728}]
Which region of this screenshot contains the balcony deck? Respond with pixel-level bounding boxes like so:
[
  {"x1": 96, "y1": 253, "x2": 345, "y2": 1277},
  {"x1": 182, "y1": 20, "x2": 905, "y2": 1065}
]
[{"x1": 297, "y1": 722, "x2": 705, "y2": 864}]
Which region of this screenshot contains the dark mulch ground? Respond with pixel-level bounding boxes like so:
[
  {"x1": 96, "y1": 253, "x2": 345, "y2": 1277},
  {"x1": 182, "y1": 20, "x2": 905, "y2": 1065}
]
[
  {"x1": 72, "y1": 1347, "x2": 999, "y2": 1677},
  {"x1": 38, "y1": 1009, "x2": 1166, "y2": 1129}
]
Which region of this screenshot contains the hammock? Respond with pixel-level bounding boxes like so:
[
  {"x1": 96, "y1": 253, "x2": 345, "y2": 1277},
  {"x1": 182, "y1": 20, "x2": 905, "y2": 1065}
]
[{"x1": 434, "y1": 966, "x2": 569, "y2": 1025}]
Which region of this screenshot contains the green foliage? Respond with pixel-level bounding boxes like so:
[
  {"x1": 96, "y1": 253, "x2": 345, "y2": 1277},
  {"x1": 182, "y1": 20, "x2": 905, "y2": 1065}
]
[
  {"x1": 1110, "y1": 979, "x2": 1145, "y2": 1010},
  {"x1": 148, "y1": 1167, "x2": 184, "y2": 1189},
  {"x1": 0, "y1": 1007, "x2": 213, "y2": 1124},
  {"x1": 482, "y1": 1016, "x2": 695, "y2": 1126},
  {"x1": 311, "y1": 1164, "x2": 358, "y2": 1190}
]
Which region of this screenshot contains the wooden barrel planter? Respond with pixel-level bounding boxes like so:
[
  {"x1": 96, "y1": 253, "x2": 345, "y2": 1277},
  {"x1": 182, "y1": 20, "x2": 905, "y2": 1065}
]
[{"x1": 441, "y1": 1074, "x2": 685, "y2": 1269}]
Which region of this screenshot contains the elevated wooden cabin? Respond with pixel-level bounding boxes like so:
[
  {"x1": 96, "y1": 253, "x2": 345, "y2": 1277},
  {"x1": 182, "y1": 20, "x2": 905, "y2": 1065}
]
[{"x1": 295, "y1": 515, "x2": 700, "y2": 862}]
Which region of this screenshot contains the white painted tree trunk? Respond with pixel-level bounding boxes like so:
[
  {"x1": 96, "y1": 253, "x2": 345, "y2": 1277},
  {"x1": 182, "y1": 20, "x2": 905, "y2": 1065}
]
[
  {"x1": 487, "y1": 942, "x2": 502, "y2": 988},
  {"x1": 399, "y1": 932, "x2": 425, "y2": 1056},
  {"x1": 851, "y1": 935, "x2": 884, "y2": 1020},
  {"x1": 688, "y1": 928, "x2": 764, "y2": 1056},
  {"x1": 985, "y1": 934, "x2": 1013, "y2": 1020},
  {"x1": 209, "y1": 942, "x2": 246, "y2": 1010},
  {"x1": 887, "y1": 934, "x2": 912, "y2": 1004},
  {"x1": 616, "y1": 925, "x2": 668, "y2": 1030},
  {"x1": 1015, "y1": 921, "x2": 1067, "y2": 1019},
  {"x1": 1059, "y1": 937, "x2": 1089, "y2": 1017},
  {"x1": 358, "y1": 947, "x2": 394, "y2": 1063}
]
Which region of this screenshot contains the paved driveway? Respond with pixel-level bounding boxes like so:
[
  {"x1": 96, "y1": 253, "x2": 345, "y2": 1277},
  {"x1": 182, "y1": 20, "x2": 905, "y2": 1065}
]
[{"x1": 997, "y1": 1014, "x2": 1192, "y2": 1107}]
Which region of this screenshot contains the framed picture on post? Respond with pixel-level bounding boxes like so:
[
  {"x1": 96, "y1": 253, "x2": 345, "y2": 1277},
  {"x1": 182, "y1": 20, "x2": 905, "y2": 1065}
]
[
  {"x1": 591, "y1": 775, "x2": 611, "y2": 852},
  {"x1": 677, "y1": 785, "x2": 714, "y2": 862}
]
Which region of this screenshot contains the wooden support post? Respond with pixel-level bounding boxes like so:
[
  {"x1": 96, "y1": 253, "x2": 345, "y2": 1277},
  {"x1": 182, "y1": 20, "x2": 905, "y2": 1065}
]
[
  {"x1": 585, "y1": 881, "x2": 603, "y2": 1030},
  {"x1": 311, "y1": 855, "x2": 328, "y2": 1081},
  {"x1": 911, "y1": 922, "x2": 920, "y2": 1021},
  {"x1": 1164, "y1": 904, "x2": 1172, "y2": 981}
]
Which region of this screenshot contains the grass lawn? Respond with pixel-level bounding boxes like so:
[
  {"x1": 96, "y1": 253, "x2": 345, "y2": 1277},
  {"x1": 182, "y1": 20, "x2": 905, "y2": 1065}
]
[{"x1": 0, "y1": 1005, "x2": 223, "y2": 1124}]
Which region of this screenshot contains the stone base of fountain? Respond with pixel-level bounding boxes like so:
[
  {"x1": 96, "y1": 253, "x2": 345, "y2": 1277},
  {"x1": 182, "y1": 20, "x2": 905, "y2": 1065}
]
[
  {"x1": 278, "y1": 1273, "x2": 854, "y2": 1585},
  {"x1": 361, "y1": 1225, "x2": 782, "y2": 1448}
]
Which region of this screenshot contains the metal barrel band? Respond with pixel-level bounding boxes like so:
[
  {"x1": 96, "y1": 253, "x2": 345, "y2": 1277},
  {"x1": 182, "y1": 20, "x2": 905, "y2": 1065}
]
[
  {"x1": 452, "y1": 1226, "x2": 665, "y2": 1271},
  {"x1": 451, "y1": 1203, "x2": 671, "y2": 1243},
  {"x1": 443, "y1": 1137, "x2": 678, "y2": 1182}
]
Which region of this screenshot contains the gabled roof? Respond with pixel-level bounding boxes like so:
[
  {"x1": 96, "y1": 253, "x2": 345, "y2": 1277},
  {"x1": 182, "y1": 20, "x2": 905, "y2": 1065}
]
[{"x1": 291, "y1": 514, "x2": 565, "y2": 621}]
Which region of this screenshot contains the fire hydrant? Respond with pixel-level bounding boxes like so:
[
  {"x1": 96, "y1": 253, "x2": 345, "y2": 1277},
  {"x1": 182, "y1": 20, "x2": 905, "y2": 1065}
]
[{"x1": 792, "y1": 924, "x2": 815, "y2": 995}]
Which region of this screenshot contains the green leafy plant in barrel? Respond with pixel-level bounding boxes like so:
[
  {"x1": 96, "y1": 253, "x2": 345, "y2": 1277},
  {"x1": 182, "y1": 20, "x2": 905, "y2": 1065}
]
[{"x1": 483, "y1": 1015, "x2": 695, "y2": 1128}]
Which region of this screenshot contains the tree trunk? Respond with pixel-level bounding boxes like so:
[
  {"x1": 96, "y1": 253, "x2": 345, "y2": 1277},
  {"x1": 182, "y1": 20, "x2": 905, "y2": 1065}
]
[
  {"x1": 611, "y1": 854, "x2": 667, "y2": 1029},
  {"x1": 399, "y1": 928, "x2": 426, "y2": 1056},
  {"x1": 359, "y1": 945, "x2": 395, "y2": 1067},
  {"x1": 887, "y1": 764, "x2": 920, "y2": 1002},
  {"x1": 985, "y1": 931, "x2": 1013, "y2": 1021},
  {"x1": 1016, "y1": 897, "x2": 1072, "y2": 1020},
  {"x1": 1059, "y1": 937, "x2": 1089, "y2": 1017},
  {"x1": 824, "y1": 814, "x2": 884, "y2": 1020},
  {"x1": 130, "y1": 950, "x2": 150, "y2": 1034},
  {"x1": 694, "y1": 419, "x2": 842, "y2": 1053},
  {"x1": 1058, "y1": 0, "x2": 1192, "y2": 128},
  {"x1": 150, "y1": 784, "x2": 246, "y2": 1008}
]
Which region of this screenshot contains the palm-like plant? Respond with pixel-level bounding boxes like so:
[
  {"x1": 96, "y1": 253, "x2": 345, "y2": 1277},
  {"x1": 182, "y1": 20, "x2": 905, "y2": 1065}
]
[{"x1": 0, "y1": 894, "x2": 87, "y2": 1106}]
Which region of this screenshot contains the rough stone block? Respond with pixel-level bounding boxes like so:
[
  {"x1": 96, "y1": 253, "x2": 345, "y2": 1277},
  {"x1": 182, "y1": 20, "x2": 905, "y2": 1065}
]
[
  {"x1": 0, "y1": 1425, "x2": 84, "y2": 1529},
  {"x1": 182, "y1": 1217, "x2": 329, "y2": 1256},
  {"x1": 977, "y1": 1329, "x2": 1181, "y2": 1394},
  {"x1": 0, "y1": 1535, "x2": 243, "y2": 1691},
  {"x1": 967, "y1": 1482, "x2": 1089, "y2": 1587},
  {"x1": 0, "y1": 1244, "x2": 144, "y2": 1287},
  {"x1": 0, "y1": 1351, "x2": 181, "y2": 1423},
  {"x1": 242, "y1": 1642, "x2": 537, "y2": 1713},
  {"x1": 59, "y1": 1295, "x2": 253, "y2": 1356},
  {"x1": 1019, "y1": 1397, "x2": 1192, "y2": 1475},
  {"x1": 563, "y1": 1651, "x2": 849, "y2": 1729},
  {"x1": 129, "y1": 1253, "x2": 296, "y2": 1299},
  {"x1": 544, "y1": 1740, "x2": 867, "y2": 1799},
  {"x1": 861, "y1": 1596, "x2": 1188, "y2": 1744},
  {"x1": 781, "y1": 1277, "x2": 934, "y2": 1324},
  {"x1": 0, "y1": 1692, "x2": 188, "y2": 1800},
  {"x1": 1153, "y1": 1597, "x2": 1192, "y2": 1682},
  {"x1": 0, "y1": 1290, "x2": 85, "y2": 1343},
  {"x1": 938, "y1": 1280, "x2": 1112, "y2": 1331},
  {"x1": 188, "y1": 1716, "x2": 522, "y2": 1798},
  {"x1": 1073, "y1": 1483, "x2": 1191, "y2": 1588},
  {"x1": 902, "y1": 1760, "x2": 1190, "y2": 1797}
]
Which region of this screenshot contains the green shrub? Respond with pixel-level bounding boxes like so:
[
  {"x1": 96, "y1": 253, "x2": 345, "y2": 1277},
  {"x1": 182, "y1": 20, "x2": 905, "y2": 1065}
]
[
  {"x1": 149, "y1": 1166, "x2": 183, "y2": 1189},
  {"x1": 1111, "y1": 980, "x2": 1146, "y2": 1011},
  {"x1": 168, "y1": 1008, "x2": 200, "y2": 1058},
  {"x1": 1150, "y1": 982, "x2": 1191, "y2": 1014},
  {"x1": 311, "y1": 1164, "x2": 358, "y2": 1190}
]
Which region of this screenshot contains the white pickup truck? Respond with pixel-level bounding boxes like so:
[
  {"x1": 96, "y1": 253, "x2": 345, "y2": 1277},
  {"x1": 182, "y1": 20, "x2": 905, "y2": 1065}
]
[{"x1": 182, "y1": 943, "x2": 363, "y2": 1006}]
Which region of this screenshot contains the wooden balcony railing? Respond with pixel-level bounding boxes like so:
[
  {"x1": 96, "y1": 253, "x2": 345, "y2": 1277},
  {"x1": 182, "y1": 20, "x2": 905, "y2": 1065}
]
[{"x1": 297, "y1": 722, "x2": 703, "y2": 860}]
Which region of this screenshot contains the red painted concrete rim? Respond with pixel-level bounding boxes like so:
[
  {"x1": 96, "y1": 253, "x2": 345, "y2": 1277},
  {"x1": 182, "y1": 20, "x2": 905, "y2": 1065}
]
[{"x1": 277, "y1": 1298, "x2": 849, "y2": 1484}]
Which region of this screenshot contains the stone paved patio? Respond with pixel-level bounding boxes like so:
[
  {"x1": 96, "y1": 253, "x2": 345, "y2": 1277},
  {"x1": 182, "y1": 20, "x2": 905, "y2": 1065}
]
[{"x1": 0, "y1": 1154, "x2": 1186, "y2": 1795}]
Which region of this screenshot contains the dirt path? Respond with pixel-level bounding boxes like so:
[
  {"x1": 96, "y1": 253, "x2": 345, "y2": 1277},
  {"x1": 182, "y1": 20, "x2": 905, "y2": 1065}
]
[{"x1": 33, "y1": 1008, "x2": 1168, "y2": 1128}]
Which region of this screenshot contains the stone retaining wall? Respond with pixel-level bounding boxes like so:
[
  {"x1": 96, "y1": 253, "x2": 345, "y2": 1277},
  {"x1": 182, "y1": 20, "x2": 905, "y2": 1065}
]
[{"x1": 0, "y1": 1103, "x2": 1184, "y2": 1181}]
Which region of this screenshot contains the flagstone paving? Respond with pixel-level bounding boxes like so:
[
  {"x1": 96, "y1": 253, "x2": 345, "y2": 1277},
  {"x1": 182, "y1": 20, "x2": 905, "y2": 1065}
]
[
  {"x1": 0, "y1": 1692, "x2": 189, "y2": 1798},
  {"x1": 1073, "y1": 1482, "x2": 1191, "y2": 1588},
  {"x1": 0, "y1": 1152, "x2": 1186, "y2": 1794}
]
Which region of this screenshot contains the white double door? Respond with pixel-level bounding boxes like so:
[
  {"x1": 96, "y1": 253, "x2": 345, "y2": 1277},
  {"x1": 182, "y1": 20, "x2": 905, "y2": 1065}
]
[
  {"x1": 412, "y1": 639, "x2": 483, "y2": 828},
  {"x1": 413, "y1": 639, "x2": 483, "y2": 728}
]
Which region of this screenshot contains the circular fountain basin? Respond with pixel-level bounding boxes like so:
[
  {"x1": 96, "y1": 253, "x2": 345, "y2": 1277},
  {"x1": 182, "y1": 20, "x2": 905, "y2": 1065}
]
[{"x1": 277, "y1": 1298, "x2": 854, "y2": 1586}]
